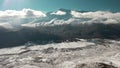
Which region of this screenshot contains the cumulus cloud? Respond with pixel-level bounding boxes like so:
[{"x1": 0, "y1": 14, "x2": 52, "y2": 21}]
[
  {"x1": 0, "y1": 9, "x2": 46, "y2": 29},
  {"x1": 71, "y1": 11, "x2": 120, "y2": 24},
  {"x1": 0, "y1": 9, "x2": 46, "y2": 18}
]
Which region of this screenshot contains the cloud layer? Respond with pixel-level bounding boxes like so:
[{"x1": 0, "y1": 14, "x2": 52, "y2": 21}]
[
  {"x1": 0, "y1": 9, "x2": 46, "y2": 29},
  {"x1": 71, "y1": 11, "x2": 120, "y2": 24},
  {"x1": 0, "y1": 9, "x2": 120, "y2": 29}
]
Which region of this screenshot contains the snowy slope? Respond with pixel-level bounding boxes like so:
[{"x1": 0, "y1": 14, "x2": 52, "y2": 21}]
[{"x1": 0, "y1": 39, "x2": 120, "y2": 68}]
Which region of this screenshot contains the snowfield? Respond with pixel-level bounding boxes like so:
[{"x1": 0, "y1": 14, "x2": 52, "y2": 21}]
[{"x1": 0, "y1": 39, "x2": 120, "y2": 68}]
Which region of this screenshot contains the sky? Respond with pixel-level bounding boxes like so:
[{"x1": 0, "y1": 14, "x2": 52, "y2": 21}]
[{"x1": 0, "y1": 0, "x2": 120, "y2": 12}]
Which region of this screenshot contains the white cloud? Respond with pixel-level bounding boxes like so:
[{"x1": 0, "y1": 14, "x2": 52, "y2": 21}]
[
  {"x1": 71, "y1": 11, "x2": 120, "y2": 24},
  {"x1": 0, "y1": 9, "x2": 46, "y2": 18},
  {"x1": 0, "y1": 23, "x2": 13, "y2": 29},
  {"x1": 22, "y1": 9, "x2": 46, "y2": 18},
  {"x1": 22, "y1": 23, "x2": 39, "y2": 28},
  {"x1": 0, "y1": 9, "x2": 46, "y2": 29}
]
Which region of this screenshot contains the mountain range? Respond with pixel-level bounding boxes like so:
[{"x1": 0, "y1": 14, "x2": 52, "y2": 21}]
[{"x1": 0, "y1": 9, "x2": 120, "y2": 48}]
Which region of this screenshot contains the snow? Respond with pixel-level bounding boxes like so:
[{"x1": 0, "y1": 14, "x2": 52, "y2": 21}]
[
  {"x1": 0, "y1": 46, "x2": 26, "y2": 55},
  {"x1": 51, "y1": 10, "x2": 66, "y2": 15},
  {"x1": 14, "y1": 65, "x2": 40, "y2": 68},
  {"x1": 58, "y1": 61, "x2": 76, "y2": 68},
  {"x1": 0, "y1": 39, "x2": 120, "y2": 68}
]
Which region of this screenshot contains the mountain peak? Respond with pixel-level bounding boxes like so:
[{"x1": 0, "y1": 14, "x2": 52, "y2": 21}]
[{"x1": 58, "y1": 8, "x2": 71, "y2": 12}]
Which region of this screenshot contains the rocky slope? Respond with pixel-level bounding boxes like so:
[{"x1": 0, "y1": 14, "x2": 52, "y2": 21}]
[{"x1": 0, "y1": 39, "x2": 120, "y2": 68}]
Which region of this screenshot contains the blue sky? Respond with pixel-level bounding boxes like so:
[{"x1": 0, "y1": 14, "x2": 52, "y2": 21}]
[{"x1": 0, "y1": 0, "x2": 120, "y2": 12}]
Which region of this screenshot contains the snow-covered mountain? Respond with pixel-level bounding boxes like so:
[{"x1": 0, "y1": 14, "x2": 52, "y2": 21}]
[
  {"x1": 0, "y1": 9, "x2": 120, "y2": 68},
  {"x1": 0, "y1": 8, "x2": 120, "y2": 29},
  {"x1": 0, "y1": 9, "x2": 120, "y2": 48},
  {"x1": 21, "y1": 9, "x2": 79, "y2": 27},
  {"x1": 21, "y1": 9, "x2": 120, "y2": 27}
]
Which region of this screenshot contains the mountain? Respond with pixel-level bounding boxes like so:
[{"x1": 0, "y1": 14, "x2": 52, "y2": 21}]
[
  {"x1": 0, "y1": 9, "x2": 120, "y2": 68},
  {"x1": 0, "y1": 9, "x2": 120, "y2": 48},
  {"x1": 22, "y1": 9, "x2": 88, "y2": 27},
  {"x1": 0, "y1": 8, "x2": 119, "y2": 28}
]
